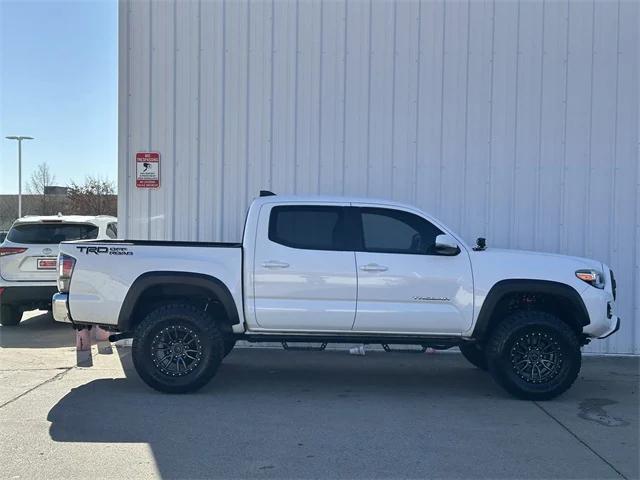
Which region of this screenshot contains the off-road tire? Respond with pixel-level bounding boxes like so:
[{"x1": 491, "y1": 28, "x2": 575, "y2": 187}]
[
  {"x1": 132, "y1": 303, "x2": 224, "y2": 393},
  {"x1": 0, "y1": 305, "x2": 21, "y2": 326},
  {"x1": 486, "y1": 310, "x2": 581, "y2": 401},
  {"x1": 459, "y1": 343, "x2": 488, "y2": 370},
  {"x1": 223, "y1": 338, "x2": 236, "y2": 357}
]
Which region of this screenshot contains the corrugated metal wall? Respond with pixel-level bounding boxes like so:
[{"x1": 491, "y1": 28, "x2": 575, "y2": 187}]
[{"x1": 119, "y1": 0, "x2": 639, "y2": 354}]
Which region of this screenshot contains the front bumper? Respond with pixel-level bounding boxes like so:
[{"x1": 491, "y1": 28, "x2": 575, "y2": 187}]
[
  {"x1": 598, "y1": 316, "x2": 620, "y2": 339},
  {"x1": 52, "y1": 293, "x2": 72, "y2": 324}
]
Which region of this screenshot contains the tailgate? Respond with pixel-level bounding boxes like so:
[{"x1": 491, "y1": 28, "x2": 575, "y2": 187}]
[
  {"x1": 0, "y1": 242, "x2": 59, "y2": 282},
  {"x1": 1, "y1": 222, "x2": 99, "y2": 282}
]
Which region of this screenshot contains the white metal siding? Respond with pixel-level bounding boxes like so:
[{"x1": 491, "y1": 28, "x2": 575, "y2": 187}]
[{"x1": 119, "y1": 0, "x2": 639, "y2": 354}]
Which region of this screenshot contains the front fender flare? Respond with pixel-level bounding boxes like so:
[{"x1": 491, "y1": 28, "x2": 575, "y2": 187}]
[{"x1": 472, "y1": 279, "x2": 590, "y2": 341}]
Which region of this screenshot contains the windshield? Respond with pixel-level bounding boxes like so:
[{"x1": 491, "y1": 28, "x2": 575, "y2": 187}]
[{"x1": 7, "y1": 223, "x2": 99, "y2": 244}]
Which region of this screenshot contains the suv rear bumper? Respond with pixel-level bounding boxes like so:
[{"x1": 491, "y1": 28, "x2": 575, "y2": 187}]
[
  {"x1": 52, "y1": 293, "x2": 72, "y2": 324},
  {"x1": 0, "y1": 285, "x2": 58, "y2": 310}
]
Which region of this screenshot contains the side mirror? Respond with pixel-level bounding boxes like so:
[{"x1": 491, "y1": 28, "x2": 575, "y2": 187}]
[{"x1": 434, "y1": 234, "x2": 460, "y2": 256}]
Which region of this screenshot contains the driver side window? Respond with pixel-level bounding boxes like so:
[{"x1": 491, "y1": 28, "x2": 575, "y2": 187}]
[{"x1": 359, "y1": 208, "x2": 442, "y2": 255}]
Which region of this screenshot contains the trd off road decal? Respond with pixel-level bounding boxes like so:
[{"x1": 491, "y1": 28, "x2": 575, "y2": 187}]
[{"x1": 76, "y1": 246, "x2": 133, "y2": 256}]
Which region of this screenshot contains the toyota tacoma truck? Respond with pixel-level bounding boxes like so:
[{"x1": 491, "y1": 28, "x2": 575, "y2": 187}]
[{"x1": 52, "y1": 192, "x2": 619, "y2": 400}]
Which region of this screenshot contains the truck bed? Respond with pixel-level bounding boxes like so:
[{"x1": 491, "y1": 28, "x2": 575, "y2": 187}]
[{"x1": 59, "y1": 239, "x2": 243, "y2": 327}]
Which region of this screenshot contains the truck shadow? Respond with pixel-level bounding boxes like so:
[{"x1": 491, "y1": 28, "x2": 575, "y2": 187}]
[
  {"x1": 47, "y1": 348, "x2": 502, "y2": 479},
  {"x1": 0, "y1": 311, "x2": 75, "y2": 348}
]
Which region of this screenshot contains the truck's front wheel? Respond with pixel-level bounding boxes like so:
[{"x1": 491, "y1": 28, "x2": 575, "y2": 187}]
[
  {"x1": 132, "y1": 303, "x2": 224, "y2": 393},
  {"x1": 486, "y1": 310, "x2": 581, "y2": 400}
]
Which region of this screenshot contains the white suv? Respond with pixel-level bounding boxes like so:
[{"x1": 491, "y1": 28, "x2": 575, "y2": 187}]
[{"x1": 0, "y1": 215, "x2": 117, "y2": 326}]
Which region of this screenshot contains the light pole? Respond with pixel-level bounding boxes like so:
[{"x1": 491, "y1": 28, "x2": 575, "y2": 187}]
[{"x1": 5, "y1": 136, "x2": 34, "y2": 218}]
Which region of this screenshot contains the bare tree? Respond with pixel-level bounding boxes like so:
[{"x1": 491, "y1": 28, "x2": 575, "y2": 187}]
[
  {"x1": 66, "y1": 176, "x2": 117, "y2": 215},
  {"x1": 26, "y1": 162, "x2": 56, "y2": 195},
  {"x1": 25, "y1": 162, "x2": 58, "y2": 214}
]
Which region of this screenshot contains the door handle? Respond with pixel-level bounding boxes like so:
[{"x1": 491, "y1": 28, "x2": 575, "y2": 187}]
[
  {"x1": 360, "y1": 263, "x2": 388, "y2": 272},
  {"x1": 262, "y1": 260, "x2": 290, "y2": 269}
]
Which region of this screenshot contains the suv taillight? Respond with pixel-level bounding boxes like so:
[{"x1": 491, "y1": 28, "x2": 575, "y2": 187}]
[
  {"x1": 57, "y1": 253, "x2": 76, "y2": 293},
  {"x1": 0, "y1": 247, "x2": 27, "y2": 256}
]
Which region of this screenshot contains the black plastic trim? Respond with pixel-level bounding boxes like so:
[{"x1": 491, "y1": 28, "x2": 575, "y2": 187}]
[
  {"x1": 472, "y1": 279, "x2": 591, "y2": 340},
  {"x1": 117, "y1": 271, "x2": 240, "y2": 331},
  {"x1": 610, "y1": 268, "x2": 616, "y2": 300},
  {"x1": 598, "y1": 317, "x2": 620, "y2": 339}
]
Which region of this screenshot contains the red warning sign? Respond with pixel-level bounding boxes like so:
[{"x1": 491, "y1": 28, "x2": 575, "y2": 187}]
[{"x1": 136, "y1": 152, "x2": 160, "y2": 188}]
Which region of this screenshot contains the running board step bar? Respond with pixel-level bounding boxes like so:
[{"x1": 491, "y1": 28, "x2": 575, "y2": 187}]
[
  {"x1": 381, "y1": 344, "x2": 428, "y2": 353},
  {"x1": 281, "y1": 341, "x2": 328, "y2": 351},
  {"x1": 241, "y1": 333, "x2": 460, "y2": 350}
]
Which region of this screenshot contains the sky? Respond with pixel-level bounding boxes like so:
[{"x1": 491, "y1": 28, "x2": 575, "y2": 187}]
[{"x1": 0, "y1": 0, "x2": 117, "y2": 194}]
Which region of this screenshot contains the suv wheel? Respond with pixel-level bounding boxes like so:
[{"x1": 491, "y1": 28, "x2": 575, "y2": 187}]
[
  {"x1": 459, "y1": 343, "x2": 488, "y2": 370},
  {"x1": 132, "y1": 303, "x2": 224, "y2": 393},
  {"x1": 0, "y1": 305, "x2": 22, "y2": 326},
  {"x1": 486, "y1": 310, "x2": 581, "y2": 400}
]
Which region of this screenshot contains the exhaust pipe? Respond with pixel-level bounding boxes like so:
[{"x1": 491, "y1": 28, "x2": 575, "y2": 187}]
[{"x1": 108, "y1": 332, "x2": 133, "y2": 342}]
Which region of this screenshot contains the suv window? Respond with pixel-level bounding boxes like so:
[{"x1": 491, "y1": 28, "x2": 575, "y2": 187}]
[
  {"x1": 269, "y1": 206, "x2": 347, "y2": 251},
  {"x1": 106, "y1": 222, "x2": 118, "y2": 239},
  {"x1": 7, "y1": 223, "x2": 99, "y2": 244},
  {"x1": 359, "y1": 208, "x2": 442, "y2": 254}
]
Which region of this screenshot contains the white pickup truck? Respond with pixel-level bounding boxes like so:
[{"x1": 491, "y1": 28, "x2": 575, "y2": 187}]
[{"x1": 52, "y1": 192, "x2": 619, "y2": 400}]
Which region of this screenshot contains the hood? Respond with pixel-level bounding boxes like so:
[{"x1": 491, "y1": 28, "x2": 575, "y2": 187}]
[
  {"x1": 482, "y1": 248, "x2": 603, "y2": 270},
  {"x1": 469, "y1": 247, "x2": 605, "y2": 292}
]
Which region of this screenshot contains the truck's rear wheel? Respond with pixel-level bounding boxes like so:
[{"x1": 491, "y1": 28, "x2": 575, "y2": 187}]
[
  {"x1": 486, "y1": 310, "x2": 581, "y2": 400},
  {"x1": 0, "y1": 305, "x2": 22, "y2": 326},
  {"x1": 132, "y1": 303, "x2": 224, "y2": 393},
  {"x1": 459, "y1": 342, "x2": 488, "y2": 370}
]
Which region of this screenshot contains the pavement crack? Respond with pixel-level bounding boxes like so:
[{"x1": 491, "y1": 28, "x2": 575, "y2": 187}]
[
  {"x1": 0, "y1": 367, "x2": 74, "y2": 410},
  {"x1": 0, "y1": 367, "x2": 71, "y2": 372},
  {"x1": 534, "y1": 401, "x2": 627, "y2": 479}
]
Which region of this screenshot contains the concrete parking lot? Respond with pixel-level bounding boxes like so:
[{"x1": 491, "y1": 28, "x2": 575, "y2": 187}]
[{"x1": 1, "y1": 311, "x2": 638, "y2": 480}]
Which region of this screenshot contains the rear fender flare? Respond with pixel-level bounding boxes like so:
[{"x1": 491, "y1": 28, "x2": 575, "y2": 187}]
[{"x1": 117, "y1": 271, "x2": 239, "y2": 331}]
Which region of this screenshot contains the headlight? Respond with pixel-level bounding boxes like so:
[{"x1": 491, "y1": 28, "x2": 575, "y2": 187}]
[{"x1": 575, "y1": 269, "x2": 605, "y2": 289}]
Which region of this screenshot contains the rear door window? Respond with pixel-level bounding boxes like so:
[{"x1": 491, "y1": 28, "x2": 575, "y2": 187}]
[
  {"x1": 7, "y1": 223, "x2": 99, "y2": 244},
  {"x1": 268, "y1": 206, "x2": 348, "y2": 251}
]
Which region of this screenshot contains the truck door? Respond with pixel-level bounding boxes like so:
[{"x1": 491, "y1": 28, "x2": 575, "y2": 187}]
[
  {"x1": 253, "y1": 203, "x2": 357, "y2": 331},
  {"x1": 351, "y1": 206, "x2": 474, "y2": 334}
]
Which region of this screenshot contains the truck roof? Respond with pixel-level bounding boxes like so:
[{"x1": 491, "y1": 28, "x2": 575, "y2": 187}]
[{"x1": 252, "y1": 194, "x2": 422, "y2": 211}]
